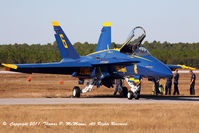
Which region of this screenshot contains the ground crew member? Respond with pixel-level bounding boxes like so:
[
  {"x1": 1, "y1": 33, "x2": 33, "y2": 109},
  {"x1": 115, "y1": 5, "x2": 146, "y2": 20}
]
[
  {"x1": 190, "y1": 70, "x2": 196, "y2": 95},
  {"x1": 153, "y1": 79, "x2": 160, "y2": 95},
  {"x1": 114, "y1": 79, "x2": 122, "y2": 96},
  {"x1": 173, "y1": 69, "x2": 180, "y2": 95},
  {"x1": 165, "y1": 75, "x2": 173, "y2": 95}
]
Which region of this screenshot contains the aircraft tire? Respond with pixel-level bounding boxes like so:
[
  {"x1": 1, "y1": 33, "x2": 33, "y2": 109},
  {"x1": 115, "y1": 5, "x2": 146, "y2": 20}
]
[
  {"x1": 73, "y1": 86, "x2": 81, "y2": 98},
  {"x1": 127, "y1": 91, "x2": 133, "y2": 100}
]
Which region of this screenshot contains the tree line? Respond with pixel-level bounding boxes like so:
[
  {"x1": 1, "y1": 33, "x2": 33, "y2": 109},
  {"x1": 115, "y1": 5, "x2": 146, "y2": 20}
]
[{"x1": 0, "y1": 41, "x2": 198, "y2": 68}]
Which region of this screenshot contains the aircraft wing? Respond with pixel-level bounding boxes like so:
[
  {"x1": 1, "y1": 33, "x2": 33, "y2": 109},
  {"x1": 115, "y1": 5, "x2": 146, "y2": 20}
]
[
  {"x1": 1, "y1": 58, "x2": 139, "y2": 74},
  {"x1": 167, "y1": 64, "x2": 196, "y2": 71},
  {"x1": 1, "y1": 62, "x2": 92, "y2": 74}
]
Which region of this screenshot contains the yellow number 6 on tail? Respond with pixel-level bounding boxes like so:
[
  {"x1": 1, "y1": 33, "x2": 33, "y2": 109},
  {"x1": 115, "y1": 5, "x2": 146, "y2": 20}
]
[{"x1": 59, "y1": 34, "x2": 68, "y2": 48}]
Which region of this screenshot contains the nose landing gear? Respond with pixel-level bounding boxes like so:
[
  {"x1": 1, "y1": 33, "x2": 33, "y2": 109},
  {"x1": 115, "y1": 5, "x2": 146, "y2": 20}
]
[
  {"x1": 126, "y1": 78, "x2": 140, "y2": 100},
  {"x1": 127, "y1": 90, "x2": 140, "y2": 100}
]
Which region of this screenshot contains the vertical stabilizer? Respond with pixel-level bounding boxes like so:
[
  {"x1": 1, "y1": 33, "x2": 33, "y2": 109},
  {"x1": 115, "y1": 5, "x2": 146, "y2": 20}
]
[
  {"x1": 96, "y1": 22, "x2": 111, "y2": 52},
  {"x1": 52, "y1": 21, "x2": 79, "y2": 59}
]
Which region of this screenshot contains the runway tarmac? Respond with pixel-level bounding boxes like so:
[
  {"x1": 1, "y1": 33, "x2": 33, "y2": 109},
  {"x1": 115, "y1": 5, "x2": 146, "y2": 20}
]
[{"x1": 0, "y1": 96, "x2": 199, "y2": 105}]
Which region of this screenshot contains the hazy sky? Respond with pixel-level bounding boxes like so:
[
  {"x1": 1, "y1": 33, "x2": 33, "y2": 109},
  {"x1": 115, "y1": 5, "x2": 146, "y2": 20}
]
[{"x1": 0, "y1": 0, "x2": 199, "y2": 44}]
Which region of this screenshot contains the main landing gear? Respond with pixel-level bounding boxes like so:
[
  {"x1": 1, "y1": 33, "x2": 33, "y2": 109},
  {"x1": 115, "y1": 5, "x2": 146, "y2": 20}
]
[{"x1": 72, "y1": 79, "x2": 95, "y2": 98}]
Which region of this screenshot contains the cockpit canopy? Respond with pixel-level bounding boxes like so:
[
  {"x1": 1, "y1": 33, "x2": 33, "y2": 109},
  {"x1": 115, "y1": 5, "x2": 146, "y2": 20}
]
[
  {"x1": 134, "y1": 47, "x2": 151, "y2": 55},
  {"x1": 120, "y1": 26, "x2": 146, "y2": 54}
]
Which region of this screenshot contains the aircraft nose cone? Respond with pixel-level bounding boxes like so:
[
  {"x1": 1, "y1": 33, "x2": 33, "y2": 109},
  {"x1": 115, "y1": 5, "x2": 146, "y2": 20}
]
[
  {"x1": 148, "y1": 56, "x2": 173, "y2": 78},
  {"x1": 159, "y1": 67, "x2": 172, "y2": 78},
  {"x1": 136, "y1": 56, "x2": 173, "y2": 78},
  {"x1": 153, "y1": 63, "x2": 173, "y2": 78}
]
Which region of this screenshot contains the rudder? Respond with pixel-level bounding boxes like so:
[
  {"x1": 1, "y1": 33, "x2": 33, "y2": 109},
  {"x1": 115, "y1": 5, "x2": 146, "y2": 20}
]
[
  {"x1": 52, "y1": 21, "x2": 79, "y2": 59},
  {"x1": 96, "y1": 22, "x2": 111, "y2": 52}
]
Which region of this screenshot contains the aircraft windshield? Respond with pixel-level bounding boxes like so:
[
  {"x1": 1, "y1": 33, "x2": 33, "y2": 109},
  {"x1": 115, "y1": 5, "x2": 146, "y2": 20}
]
[{"x1": 134, "y1": 47, "x2": 151, "y2": 55}]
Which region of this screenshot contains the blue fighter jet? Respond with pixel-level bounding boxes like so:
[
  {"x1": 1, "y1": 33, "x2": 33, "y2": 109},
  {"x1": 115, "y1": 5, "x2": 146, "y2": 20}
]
[{"x1": 2, "y1": 22, "x2": 187, "y2": 100}]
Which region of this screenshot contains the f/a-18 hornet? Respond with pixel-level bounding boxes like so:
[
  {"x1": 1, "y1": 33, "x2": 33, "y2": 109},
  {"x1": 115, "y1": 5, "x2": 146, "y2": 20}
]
[{"x1": 2, "y1": 22, "x2": 188, "y2": 100}]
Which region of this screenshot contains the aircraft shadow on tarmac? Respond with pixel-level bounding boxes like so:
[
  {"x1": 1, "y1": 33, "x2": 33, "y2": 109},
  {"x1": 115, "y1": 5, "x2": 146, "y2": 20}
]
[{"x1": 85, "y1": 95, "x2": 199, "y2": 102}]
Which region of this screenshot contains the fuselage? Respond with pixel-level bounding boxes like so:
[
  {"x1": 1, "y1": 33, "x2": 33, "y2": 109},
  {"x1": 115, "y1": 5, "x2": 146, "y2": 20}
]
[{"x1": 85, "y1": 48, "x2": 172, "y2": 79}]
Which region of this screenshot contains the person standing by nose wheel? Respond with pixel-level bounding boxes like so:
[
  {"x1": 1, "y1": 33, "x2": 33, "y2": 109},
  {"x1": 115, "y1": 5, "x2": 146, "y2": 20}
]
[
  {"x1": 153, "y1": 79, "x2": 160, "y2": 95},
  {"x1": 173, "y1": 69, "x2": 180, "y2": 95},
  {"x1": 165, "y1": 75, "x2": 173, "y2": 95}
]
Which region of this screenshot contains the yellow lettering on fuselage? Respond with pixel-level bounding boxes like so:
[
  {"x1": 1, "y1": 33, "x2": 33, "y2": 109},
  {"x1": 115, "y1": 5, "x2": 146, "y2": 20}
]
[{"x1": 59, "y1": 34, "x2": 68, "y2": 48}]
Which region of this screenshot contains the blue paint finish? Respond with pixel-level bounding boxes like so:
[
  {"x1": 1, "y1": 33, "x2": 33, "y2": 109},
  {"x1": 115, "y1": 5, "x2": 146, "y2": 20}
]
[
  {"x1": 96, "y1": 26, "x2": 111, "y2": 51},
  {"x1": 53, "y1": 25, "x2": 79, "y2": 59},
  {"x1": 12, "y1": 47, "x2": 173, "y2": 79},
  {"x1": 3, "y1": 22, "x2": 174, "y2": 81},
  {"x1": 87, "y1": 49, "x2": 172, "y2": 78}
]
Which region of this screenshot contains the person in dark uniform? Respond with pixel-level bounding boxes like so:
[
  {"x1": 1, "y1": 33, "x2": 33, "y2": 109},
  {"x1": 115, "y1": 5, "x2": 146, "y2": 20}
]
[
  {"x1": 165, "y1": 75, "x2": 173, "y2": 95},
  {"x1": 153, "y1": 79, "x2": 160, "y2": 95},
  {"x1": 114, "y1": 79, "x2": 122, "y2": 96},
  {"x1": 190, "y1": 70, "x2": 196, "y2": 95},
  {"x1": 173, "y1": 69, "x2": 180, "y2": 95}
]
